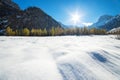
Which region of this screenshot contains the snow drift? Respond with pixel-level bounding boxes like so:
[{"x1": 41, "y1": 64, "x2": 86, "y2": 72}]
[{"x1": 0, "y1": 35, "x2": 120, "y2": 80}]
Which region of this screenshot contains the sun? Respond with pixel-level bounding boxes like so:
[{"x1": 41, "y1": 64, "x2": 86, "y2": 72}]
[
  {"x1": 71, "y1": 12, "x2": 80, "y2": 24},
  {"x1": 69, "y1": 10, "x2": 81, "y2": 25},
  {"x1": 66, "y1": 8, "x2": 84, "y2": 26}
]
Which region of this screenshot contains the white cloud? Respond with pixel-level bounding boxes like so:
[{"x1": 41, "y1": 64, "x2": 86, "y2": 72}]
[{"x1": 82, "y1": 22, "x2": 93, "y2": 26}]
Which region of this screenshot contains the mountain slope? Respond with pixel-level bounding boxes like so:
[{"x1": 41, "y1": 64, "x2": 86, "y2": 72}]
[
  {"x1": 23, "y1": 7, "x2": 61, "y2": 30},
  {"x1": 0, "y1": 0, "x2": 62, "y2": 35},
  {"x1": 90, "y1": 14, "x2": 120, "y2": 31},
  {"x1": 99, "y1": 14, "x2": 120, "y2": 30},
  {"x1": 90, "y1": 15, "x2": 113, "y2": 28},
  {"x1": 0, "y1": 0, "x2": 21, "y2": 35},
  {"x1": 0, "y1": 0, "x2": 20, "y2": 17}
]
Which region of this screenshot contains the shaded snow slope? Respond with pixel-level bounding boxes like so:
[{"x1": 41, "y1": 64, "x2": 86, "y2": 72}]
[
  {"x1": 0, "y1": 35, "x2": 120, "y2": 80},
  {"x1": 107, "y1": 27, "x2": 120, "y2": 33}
]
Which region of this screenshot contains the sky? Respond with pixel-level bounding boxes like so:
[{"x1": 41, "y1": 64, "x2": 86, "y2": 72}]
[{"x1": 13, "y1": 0, "x2": 120, "y2": 26}]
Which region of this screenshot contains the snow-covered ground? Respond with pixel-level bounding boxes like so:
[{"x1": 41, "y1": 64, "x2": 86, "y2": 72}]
[{"x1": 0, "y1": 35, "x2": 120, "y2": 80}]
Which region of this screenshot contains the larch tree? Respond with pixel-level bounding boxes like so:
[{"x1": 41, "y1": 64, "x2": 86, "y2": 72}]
[{"x1": 22, "y1": 28, "x2": 30, "y2": 36}]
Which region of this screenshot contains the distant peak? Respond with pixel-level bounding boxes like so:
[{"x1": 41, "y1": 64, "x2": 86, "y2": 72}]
[
  {"x1": 98, "y1": 15, "x2": 113, "y2": 21},
  {"x1": 25, "y1": 6, "x2": 46, "y2": 15},
  {"x1": 25, "y1": 6, "x2": 45, "y2": 12},
  {"x1": 26, "y1": 7, "x2": 41, "y2": 10}
]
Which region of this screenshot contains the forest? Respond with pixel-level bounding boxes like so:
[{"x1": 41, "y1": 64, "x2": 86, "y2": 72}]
[{"x1": 6, "y1": 26, "x2": 107, "y2": 36}]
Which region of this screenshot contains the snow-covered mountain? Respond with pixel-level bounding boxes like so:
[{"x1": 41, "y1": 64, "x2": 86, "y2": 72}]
[
  {"x1": 90, "y1": 15, "x2": 113, "y2": 28},
  {"x1": 100, "y1": 14, "x2": 120, "y2": 30},
  {"x1": 90, "y1": 14, "x2": 120, "y2": 31}
]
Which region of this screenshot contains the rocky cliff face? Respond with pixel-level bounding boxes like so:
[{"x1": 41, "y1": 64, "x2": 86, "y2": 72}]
[
  {"x1": 23, "y1": 7, "x2": 61, "y2": 30},
  {"x1": 0, "y1": 0, "x2": 20, "y2": 17},
  {"x1": 0, "y1": 0, "x2": 62, "y2": 35}
]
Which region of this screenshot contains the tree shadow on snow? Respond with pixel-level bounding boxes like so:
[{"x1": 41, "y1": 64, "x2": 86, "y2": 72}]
[{"x1": 91, "y1": 52, "x2": 107, "y2": 63}]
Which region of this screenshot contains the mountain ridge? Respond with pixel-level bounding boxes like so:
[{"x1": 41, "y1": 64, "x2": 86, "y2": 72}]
[
  {"x1": 90, "y1": 14, "x2": 120, "y2": 31},
  {"x1": 0, "y1": 0, "x2": 62, "y2": 35}
]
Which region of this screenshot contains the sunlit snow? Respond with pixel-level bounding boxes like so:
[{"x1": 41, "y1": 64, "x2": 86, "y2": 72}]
[{"x1": 0, "y1": 35, "x2": 120, "y2": 80}]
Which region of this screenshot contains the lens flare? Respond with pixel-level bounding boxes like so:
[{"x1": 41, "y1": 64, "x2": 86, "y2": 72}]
[{"x1": 68, "y1": 9, "x2": 83, "y2": 26}]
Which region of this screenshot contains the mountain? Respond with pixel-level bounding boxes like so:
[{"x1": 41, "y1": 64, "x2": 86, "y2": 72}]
[
  {"x1": 99, "y1": 14, "x2": 120, "y2": 30},
  {"x1": 90, "y1": 15, "x2": 113, "y2": 28},
  {"x1": 23, "y1": 7, "x2": 61, "y2": 30},
  {"x1": 59, "y1": 22, "x2": 83, "y2": 29},
  {"x1": 0, "y1": 0, "x2": 20, "y2": 17},
  {"x1": 0, "y1": 0, "x2": 21, "y2": 35},
  {"x1": 59, "y1": 22, "x2": 71, "y2": 29},
  {"x1": 90, "y1": 14, "x2": 120, "y2": 31},
  {"x1": 0, "y1": 0, "x2": 62, "y2": 35}
]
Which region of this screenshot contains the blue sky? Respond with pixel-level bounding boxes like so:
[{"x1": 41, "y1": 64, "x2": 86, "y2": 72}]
[{"x1": 13, "y1": 0, "x2": 120, "y2": 26}]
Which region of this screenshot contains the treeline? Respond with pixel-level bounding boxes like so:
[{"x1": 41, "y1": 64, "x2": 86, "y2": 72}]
[
  {"x1": 6, "y1": 26, "x2": 106, "y2": 36},
  {"x1": 63, "y1": 27, "x2": 106, "y2": 35}
]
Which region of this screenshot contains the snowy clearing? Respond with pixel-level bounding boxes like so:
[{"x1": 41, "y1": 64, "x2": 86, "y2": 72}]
[{"x1": 0, "y1": 35, "x2": 120, "y2": 80}]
